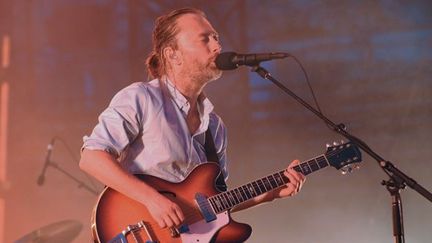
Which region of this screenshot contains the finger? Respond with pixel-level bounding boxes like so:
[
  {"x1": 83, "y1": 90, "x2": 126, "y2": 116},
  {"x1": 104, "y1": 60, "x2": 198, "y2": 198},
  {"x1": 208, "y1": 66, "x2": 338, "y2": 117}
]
[
  {"x1": 284, "y1": 171, "x2": 299, "y2": 190},
  {"x1": 287, "y1": 160, "x2": 305, "y2": 178},
  {"x1": 286, "y1": 162, "x2": 306, "y2": 183},
  {"x1": 174, "y1": 205, "x2": 185, "y2": 223},
  {"x1": 163, "y1": 215, "x2": 175, "y2": 228},
  {"x1": 156, "y1": 217, "x2": 166, "y2": 228},
  {"x1": 286, "y1": 168, "x2": 302, "y2": 183},
  {"x1": 289, "y1": 159, "x2": 301, "y2": 167},
  {"x1": 169, "y1": 210, "x2": 182, "y2": 226},
  {"x1": 286, "y1": 181, "x2": 297, "y2": 196},
  {"x1": 284, "y1": 169, "x2": 302, "y2": 187}
]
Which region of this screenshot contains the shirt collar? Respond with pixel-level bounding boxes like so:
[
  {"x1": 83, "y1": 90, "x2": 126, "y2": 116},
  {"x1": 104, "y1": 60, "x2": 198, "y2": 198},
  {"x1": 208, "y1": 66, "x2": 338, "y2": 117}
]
[{"x1": 161, "y1": 78, "x2": 214, "y2": 117}]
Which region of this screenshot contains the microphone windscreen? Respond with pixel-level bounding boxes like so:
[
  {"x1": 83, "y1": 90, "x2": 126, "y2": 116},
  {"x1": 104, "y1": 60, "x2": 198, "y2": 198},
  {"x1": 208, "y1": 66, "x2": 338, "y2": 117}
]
[{"x1": 215, "y1": 52, "x2": 238, "y2": 70}]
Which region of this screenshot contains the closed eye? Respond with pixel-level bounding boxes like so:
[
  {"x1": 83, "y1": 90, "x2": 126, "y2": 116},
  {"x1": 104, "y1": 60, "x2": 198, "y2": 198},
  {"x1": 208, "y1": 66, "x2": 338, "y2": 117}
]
[
  {"x1": 211, "y1": 33, "x2": 219, "y2": 42},
  {"x1": 200, "y1": 32, "x2": 219, "y2": 43}
]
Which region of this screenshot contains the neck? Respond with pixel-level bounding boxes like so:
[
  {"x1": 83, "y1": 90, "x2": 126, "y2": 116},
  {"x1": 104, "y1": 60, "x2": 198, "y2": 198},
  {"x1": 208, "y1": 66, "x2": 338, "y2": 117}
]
[{"x1": 165, "y1": 74, "x2": 205, "y2": 107}]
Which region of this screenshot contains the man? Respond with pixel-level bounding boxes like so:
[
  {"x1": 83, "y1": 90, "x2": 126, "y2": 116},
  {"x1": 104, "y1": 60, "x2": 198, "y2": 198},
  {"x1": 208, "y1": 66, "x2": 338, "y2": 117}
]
[{"x1": 80, "y1": 7, "x2": 305, "y2": 239}]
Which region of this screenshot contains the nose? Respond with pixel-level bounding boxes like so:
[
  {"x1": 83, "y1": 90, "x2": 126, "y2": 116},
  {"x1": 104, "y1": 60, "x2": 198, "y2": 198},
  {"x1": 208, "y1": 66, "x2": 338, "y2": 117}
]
[
  {"x1": 211, "y1": 37, "x2": 222, "y2": 54},
  {"x1": 214, "y1": 43, "x2": 222, "y2": 54}
]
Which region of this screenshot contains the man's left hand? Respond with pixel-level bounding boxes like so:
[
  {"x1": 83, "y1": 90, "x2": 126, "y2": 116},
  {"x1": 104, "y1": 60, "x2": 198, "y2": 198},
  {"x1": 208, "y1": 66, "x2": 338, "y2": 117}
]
[{"x1": 272, "y1": 160, "x2": 306, "y2": 199}]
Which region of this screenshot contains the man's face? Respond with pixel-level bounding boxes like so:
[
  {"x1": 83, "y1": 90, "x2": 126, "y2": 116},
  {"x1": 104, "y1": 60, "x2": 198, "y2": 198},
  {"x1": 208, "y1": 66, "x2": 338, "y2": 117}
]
[{"x1": 174, "y1": 13, "x2": 222, "y2": 84}]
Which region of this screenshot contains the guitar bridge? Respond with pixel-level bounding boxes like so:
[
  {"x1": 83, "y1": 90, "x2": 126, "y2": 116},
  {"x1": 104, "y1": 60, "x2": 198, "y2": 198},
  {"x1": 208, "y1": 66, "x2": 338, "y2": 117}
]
[{"x1": 108, "y1": 221, "x2": 157, "y2": 243}]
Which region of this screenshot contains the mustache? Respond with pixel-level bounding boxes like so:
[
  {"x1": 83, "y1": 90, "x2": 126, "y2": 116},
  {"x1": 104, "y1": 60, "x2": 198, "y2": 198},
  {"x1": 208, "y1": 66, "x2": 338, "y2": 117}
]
[{"x1": 210, "y1": 53, "x2": 221, "y2": 62}]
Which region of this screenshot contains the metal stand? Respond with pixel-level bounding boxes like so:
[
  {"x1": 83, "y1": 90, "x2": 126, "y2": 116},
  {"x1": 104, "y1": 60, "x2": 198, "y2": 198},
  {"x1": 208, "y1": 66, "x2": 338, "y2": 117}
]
[
  {"x1": 44, "y1": 159, "x2": 99, "y2": 196},
  {"x1": 251, "y1": 64, "x2": 432, "y2": 242},
  {"x1": 382, "y1": 178, "x2": 405, "y2": 243}
]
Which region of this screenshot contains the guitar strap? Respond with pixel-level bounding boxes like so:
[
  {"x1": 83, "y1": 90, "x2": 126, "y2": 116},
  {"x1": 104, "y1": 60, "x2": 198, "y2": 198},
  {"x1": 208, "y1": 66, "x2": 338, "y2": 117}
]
[{"x1": 204, "y1": 129, "x2": 228, "y2": 192}]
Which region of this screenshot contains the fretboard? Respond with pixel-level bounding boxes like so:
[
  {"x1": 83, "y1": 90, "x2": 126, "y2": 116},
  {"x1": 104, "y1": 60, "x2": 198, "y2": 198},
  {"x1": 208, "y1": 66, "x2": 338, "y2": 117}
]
[{"x1": 208, "y1": 154, "x2": 330, "y2": 214}]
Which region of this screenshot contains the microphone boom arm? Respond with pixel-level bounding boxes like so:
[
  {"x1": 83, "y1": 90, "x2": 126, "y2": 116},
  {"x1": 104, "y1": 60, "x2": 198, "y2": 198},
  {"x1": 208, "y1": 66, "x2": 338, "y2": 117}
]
[
  {"x1": 251, "y1": 64, "x2": 432, "y2": 243},
  {"x1": 250, "y1": 65, "x2": 432, "y2": 202},
  {"x1": 46, "y1": 160, "x2": 99, "y2": 196}
]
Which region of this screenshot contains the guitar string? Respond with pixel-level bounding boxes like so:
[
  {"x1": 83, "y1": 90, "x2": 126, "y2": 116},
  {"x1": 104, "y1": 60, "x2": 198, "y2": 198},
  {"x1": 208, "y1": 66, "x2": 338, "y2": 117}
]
[
  {"x1": 123, "y1": 145, "x2": 357, "y2": 235},
  {"x1": 207, "y1": 145, "x2": 358, "y2": 212}
]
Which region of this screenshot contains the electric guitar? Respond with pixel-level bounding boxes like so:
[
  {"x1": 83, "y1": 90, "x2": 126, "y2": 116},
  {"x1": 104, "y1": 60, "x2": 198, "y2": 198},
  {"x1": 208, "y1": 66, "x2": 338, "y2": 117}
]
[{"x1": 91, "y1": 142, "x2": 362, "y2": 243}]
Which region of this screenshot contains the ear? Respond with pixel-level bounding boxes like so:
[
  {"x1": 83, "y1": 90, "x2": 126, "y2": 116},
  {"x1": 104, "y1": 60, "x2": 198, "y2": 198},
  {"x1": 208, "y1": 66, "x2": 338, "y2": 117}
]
[{"x1": 163, "y1": 46, "x2": 181, "y2": 65}]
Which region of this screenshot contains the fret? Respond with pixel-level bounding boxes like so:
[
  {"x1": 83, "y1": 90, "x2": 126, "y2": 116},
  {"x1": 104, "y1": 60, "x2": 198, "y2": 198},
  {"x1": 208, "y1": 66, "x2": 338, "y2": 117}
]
[
  {"x1": 268, "y1": 175, "x2": 278, "y2": 188},
  {"x1": 250, "y1": 183, "x2": 259, "y2": 197},
  {"x1": 242, "y1": 185, "x2": 252, "y2": 199},
  {"x1": 239, "y1": 186, "x2": 248, "y2": 200},
  {"x1": 226, "y1": 192, "x2": 235, "y2": 206},
  {"x1": 213, "y1": 195, "x2": 222, "y2": 211},
  {"x1": 234, "y1": 188, "x2": 244, "y2": 202},
  {"x1": 322, "y1": 155, "x2": 330, "y2": 166},
  {"x1": 255, "y1": 179, "x2": 266, "y2": 196},
  {"x1": 199, "y1": 144, "x2": 356, "y2": 215},
  {"x1": 274, "y1": 172, "x2": 285, "y2": 186},
  {"x1": 208, "y1": 197, "x2": 216, "y2": 211},
  {"x1": 217, "y1": 194, "x2": 229, "y2": 210},
  {"x1": 293, "y1": 165, "x2": 303, "y2": 174},
  {"x1": 222, "y1": 193, "x2": 233, "y2": 208},
  {"x1": 248, "y1": 182, "x2": 258, "y2": 198},
  {"x1": 227, "y1": 191, "x2": 238, "y2": 205},
  {"x1": 310, "y1": 158, "x2": 320, "y2": 171},
  {"x1": 212, "y1": 196, "x2": 223, "y2": 212},
  {"x1": 306, "y1": 160, "x2": 314, "y2": 172},
  {"x1": 318, "y1": 157, "x2": 328, "y2": 168},
  {"x1": 262, "y1": 177, "x2": 272, "y2": 191},
  {"x1": 256, "y1": 180, "x2": 267, "y2": 193},
  {"x1": 300, "y1": 162, "x2": 312, "y2": 175},
  {"x1": 230, "y1": 190, "x2": 238, "y2": 204},
  {"x1": 257, "y1": 179, "x2": 266, "y2": 192},
  {"x1": 279, "y1": 171, "x2": 289, "y2": 183}
]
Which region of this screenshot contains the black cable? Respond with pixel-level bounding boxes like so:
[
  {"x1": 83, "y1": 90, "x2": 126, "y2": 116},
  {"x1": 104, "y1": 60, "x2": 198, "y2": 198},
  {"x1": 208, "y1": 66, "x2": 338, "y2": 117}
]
[{"x1": 288, "y1": 55, "x2": 324, "y2": 115}]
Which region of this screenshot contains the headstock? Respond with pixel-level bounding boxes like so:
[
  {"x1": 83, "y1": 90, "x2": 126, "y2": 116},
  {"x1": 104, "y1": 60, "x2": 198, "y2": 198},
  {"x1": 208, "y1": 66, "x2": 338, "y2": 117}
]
[{"x1": 325, "y1": 141, "x2": 362, "y2": 174}]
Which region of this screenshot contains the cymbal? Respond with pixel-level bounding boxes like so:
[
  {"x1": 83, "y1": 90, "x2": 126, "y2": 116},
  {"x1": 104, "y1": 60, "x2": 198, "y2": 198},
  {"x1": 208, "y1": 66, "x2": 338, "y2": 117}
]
[{"x1": 14, "y1": 220, "x2": 82, "y2": 243}]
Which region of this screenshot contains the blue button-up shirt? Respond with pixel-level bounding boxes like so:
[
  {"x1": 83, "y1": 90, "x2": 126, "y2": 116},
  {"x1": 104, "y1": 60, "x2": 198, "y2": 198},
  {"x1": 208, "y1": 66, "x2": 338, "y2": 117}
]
[{"x1": 82, "y1": 78, "x2": 228, "y2": 182}]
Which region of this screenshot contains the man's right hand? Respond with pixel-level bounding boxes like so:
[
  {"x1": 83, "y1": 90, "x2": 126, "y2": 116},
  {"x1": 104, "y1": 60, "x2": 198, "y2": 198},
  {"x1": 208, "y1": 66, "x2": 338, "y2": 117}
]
[
  {"x1": 144, "y1": 192, "x2": 185, "y2": 229},
  {"x1": 79, "y1": 149, "x2": 185, "y2": 229}
]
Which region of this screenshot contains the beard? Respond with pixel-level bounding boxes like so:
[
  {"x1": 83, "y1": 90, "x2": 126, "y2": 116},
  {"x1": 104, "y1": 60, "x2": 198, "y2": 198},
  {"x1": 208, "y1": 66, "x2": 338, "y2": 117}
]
[
  {"x1": 183, "y1": 57, "x2": 222, "y2": 85},
  {"x1": 206, "y1": 62, "x2": 223, "y2": 82}
]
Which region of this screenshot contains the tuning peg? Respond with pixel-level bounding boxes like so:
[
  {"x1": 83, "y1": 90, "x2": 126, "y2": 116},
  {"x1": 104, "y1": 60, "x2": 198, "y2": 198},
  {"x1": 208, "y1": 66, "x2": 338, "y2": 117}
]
[
  {"x1": 340, "y1": 139, "x2": 345, "y2": 144},
  {"x1": 326, "y1": 143, "x2": 331, "y2": 148},
  {"x1": 340, "y1": 165, "x2": 353, "y2": 175},
  {"x1": 333, "y1": 141, "x2": 339, "y2": 146},
  {"x1": 353, "y1": 164, "x2": 361, "y2": 170}
]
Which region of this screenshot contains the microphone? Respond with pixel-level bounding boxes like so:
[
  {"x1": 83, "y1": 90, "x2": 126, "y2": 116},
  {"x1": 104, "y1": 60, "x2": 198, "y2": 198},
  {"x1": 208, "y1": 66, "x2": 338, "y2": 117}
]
[
  {"x1": 215, "y1": 51, "x2": 290, "y2": 70},
  {"x1": 37, "y1": 138, "x2": 55, "y2": 186}
]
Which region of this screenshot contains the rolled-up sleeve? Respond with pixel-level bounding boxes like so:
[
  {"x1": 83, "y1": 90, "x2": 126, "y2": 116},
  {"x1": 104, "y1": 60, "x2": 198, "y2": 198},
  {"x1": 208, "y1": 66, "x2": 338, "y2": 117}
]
[{"x1": 82, "y1": 84, "x2": 146, "y2": 158}]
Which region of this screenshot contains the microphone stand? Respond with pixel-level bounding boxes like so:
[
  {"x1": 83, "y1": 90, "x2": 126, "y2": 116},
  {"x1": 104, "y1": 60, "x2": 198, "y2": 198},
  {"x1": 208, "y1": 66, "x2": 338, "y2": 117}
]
[
  {"x1": 44, "y1": 159, "x2": 99, "y2": 196},
  {"x1": 251, "y1": 65, "x2": 432, "y2": 243}
]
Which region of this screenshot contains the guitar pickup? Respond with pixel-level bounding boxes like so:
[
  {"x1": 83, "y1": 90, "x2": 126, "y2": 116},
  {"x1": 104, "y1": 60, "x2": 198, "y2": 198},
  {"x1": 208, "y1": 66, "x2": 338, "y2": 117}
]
[{"x1": 195, "y1": 192, "x2": 217, "y2": 222}]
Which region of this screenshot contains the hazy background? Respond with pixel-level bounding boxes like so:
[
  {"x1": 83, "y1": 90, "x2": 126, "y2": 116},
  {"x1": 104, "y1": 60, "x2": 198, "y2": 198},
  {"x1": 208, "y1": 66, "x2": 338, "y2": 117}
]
[{"x1": 1, "y1": 0, "x2": 431, "y2": 242}]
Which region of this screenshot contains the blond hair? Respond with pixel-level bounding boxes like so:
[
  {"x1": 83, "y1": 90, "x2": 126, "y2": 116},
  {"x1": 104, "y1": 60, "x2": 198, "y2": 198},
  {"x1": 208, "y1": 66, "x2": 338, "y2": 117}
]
[{"x1": 145, "y1": 8, "x2": 206, "y2": 79}]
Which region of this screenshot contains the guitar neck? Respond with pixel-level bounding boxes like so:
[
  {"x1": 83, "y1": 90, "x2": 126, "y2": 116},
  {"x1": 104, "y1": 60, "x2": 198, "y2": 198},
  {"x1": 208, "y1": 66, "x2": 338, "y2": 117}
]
[{"x1": 208, "y1": 154, "x2": 330, "y2": 214}]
